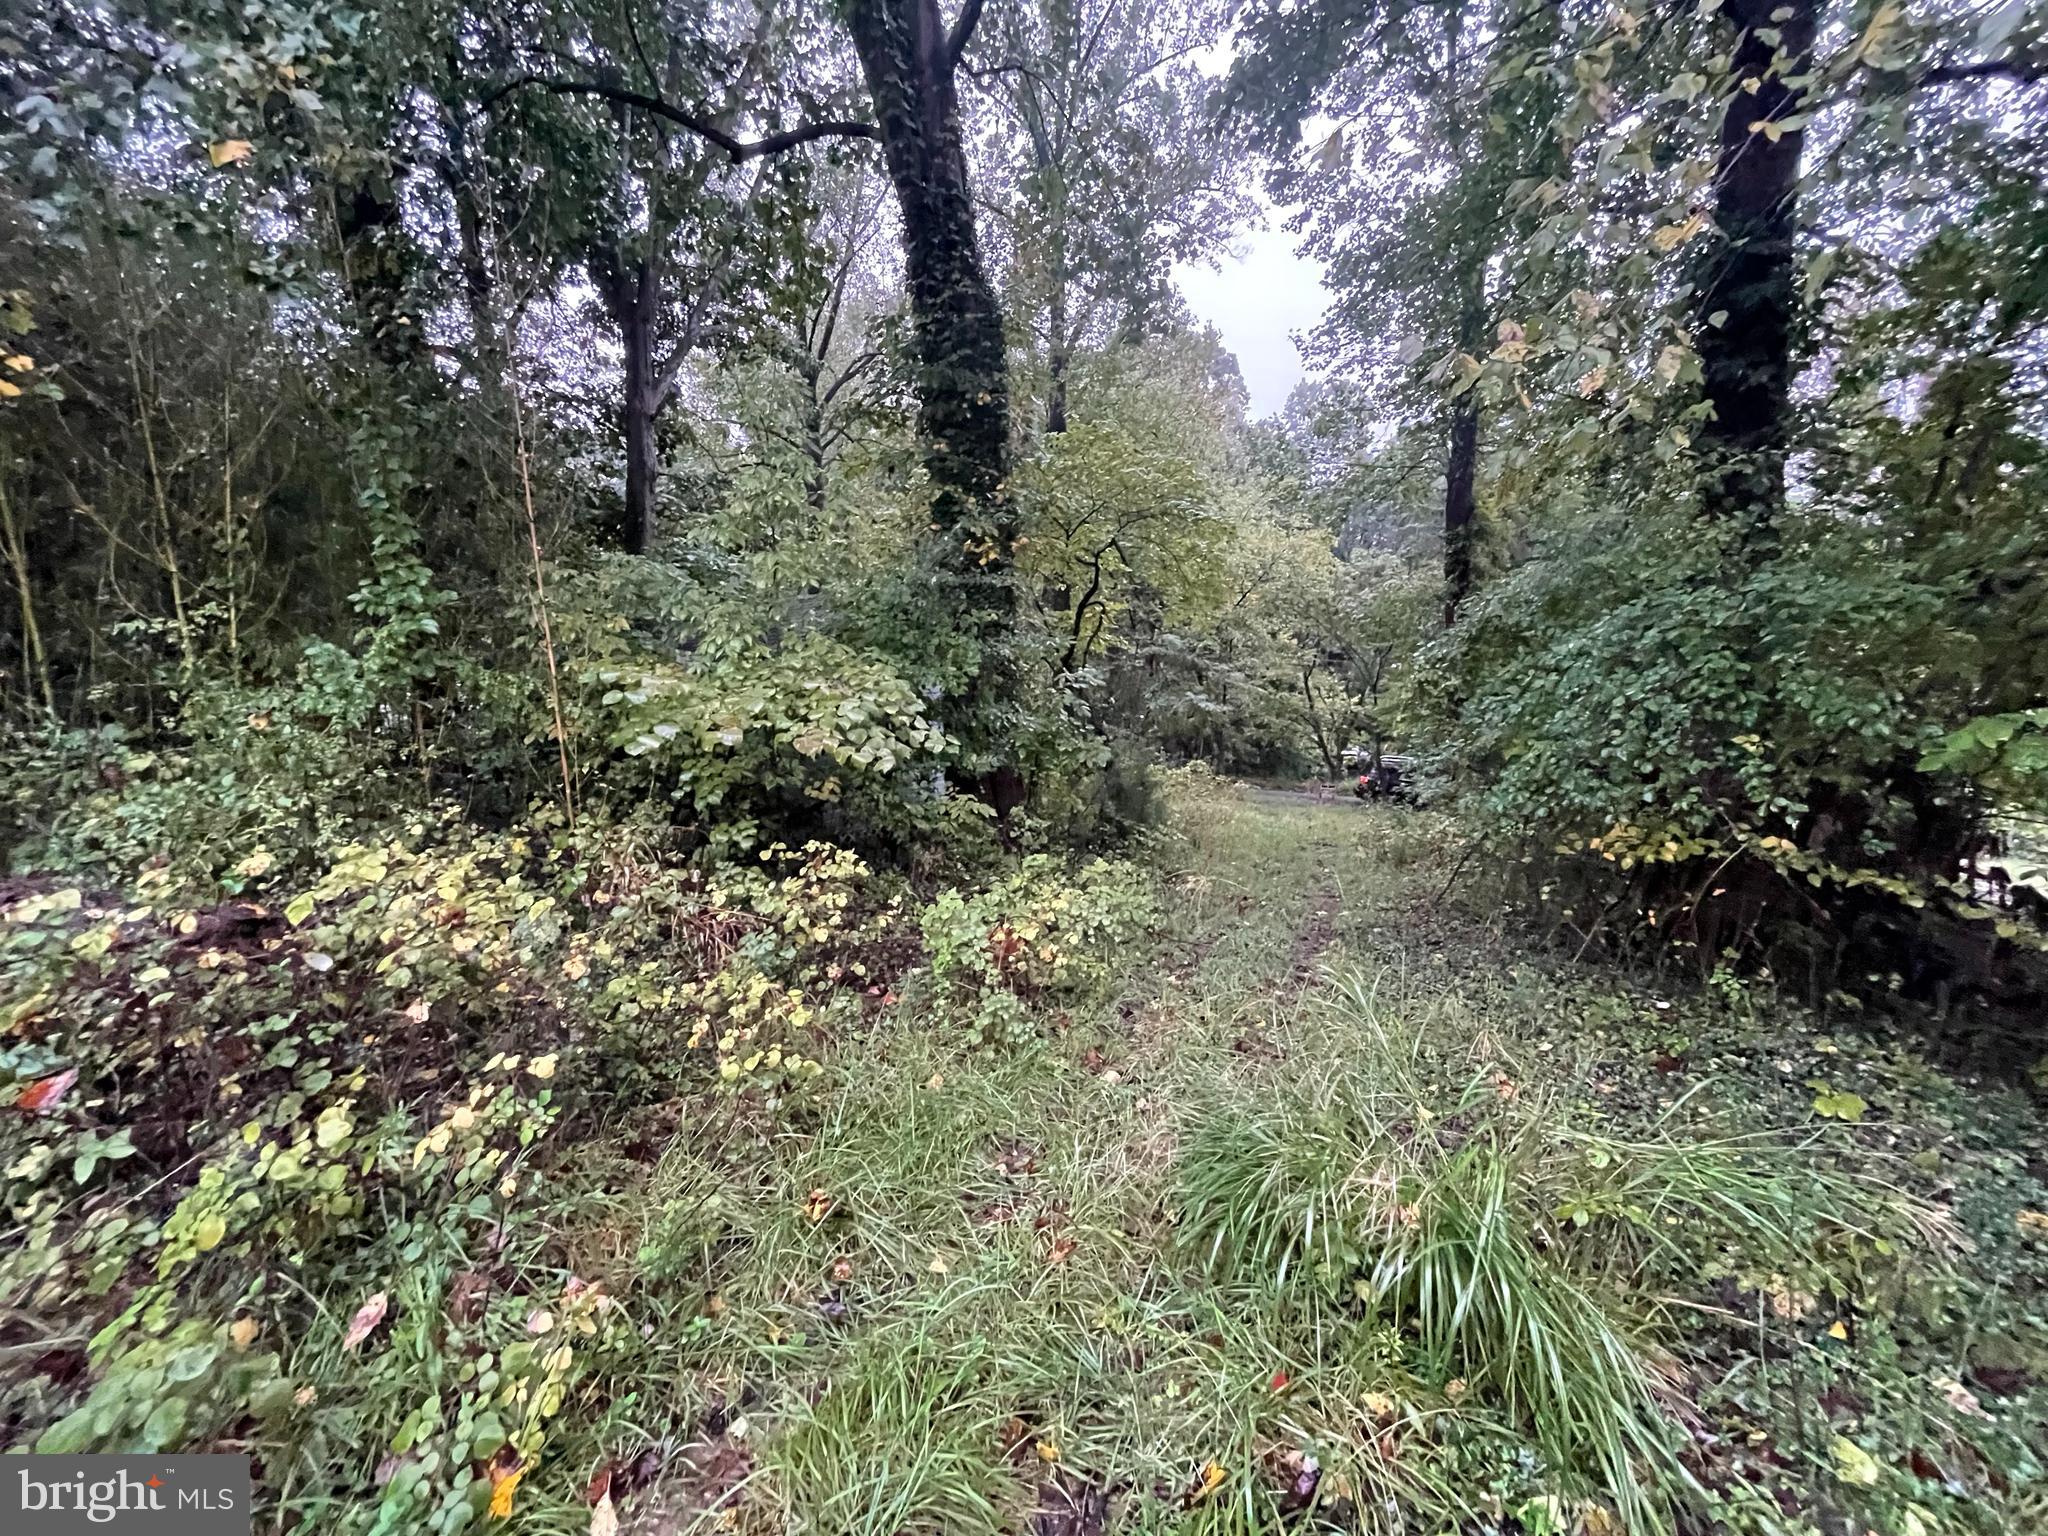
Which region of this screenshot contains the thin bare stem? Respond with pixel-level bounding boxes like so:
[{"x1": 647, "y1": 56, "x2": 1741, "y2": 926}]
[
  {"x1": 0, "y1": 455, "x2": 55, "y2": 718},
  {"x1": 507, "y1": 370, "x2": 577, "y2": 829}
]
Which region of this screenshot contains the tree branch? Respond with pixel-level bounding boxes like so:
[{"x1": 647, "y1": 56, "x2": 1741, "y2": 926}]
[
  {"x1": 482, "y1": 76, "x2": 877, "y2": 160},
  {"x1": 947, "y1": 0, "x2": 988, "y2": 71},
  {"x1": 1916, "y1": 52, "x2": 2047, "y2": 87}
]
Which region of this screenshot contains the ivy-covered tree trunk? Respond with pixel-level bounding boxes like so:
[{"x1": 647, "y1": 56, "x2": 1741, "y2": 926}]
[
  {"x1": 1443, "y1": 268, "x2": 1484, "y2": 628},
  {"x1": 1696, "y1": 0, "x2": 1819, "y2": 530},
  {"x1": 1046, "y1": 259, "x2": 1070, "y2": 436},
  {"x1": 801, "y1": 356, "x2": 829, "y2": 514},
  {"x1": 1438, "y1": 0, "x2": 1485, "y2": 630},
  {"x1": 842, "y1": 0, "x2": 1012, "y2": 581},
  {"x1": 336, "y1": 180, "x2": 429, "y2": 375},
  {"x1": 844, "y1": 0, "x2": 1020, "y2": 816}
]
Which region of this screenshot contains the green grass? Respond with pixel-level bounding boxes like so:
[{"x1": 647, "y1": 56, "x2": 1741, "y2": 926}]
[
  {"x1": 1172, "y1": 967, "x2": 1921, "y2": 1530},
  {"x1": 511, "y1": 785, "x2": 2048, "y2": 1536}
]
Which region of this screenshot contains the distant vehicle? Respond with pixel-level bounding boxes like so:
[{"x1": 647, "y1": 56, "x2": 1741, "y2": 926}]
[{"x1": 1353, "y1": 755, "x2": 1414, "y2": 802}]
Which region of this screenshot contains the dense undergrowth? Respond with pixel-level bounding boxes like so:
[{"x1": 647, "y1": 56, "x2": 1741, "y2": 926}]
[{"x1": 5, "y1": 776, "x2": 2044, "y2": 1535}]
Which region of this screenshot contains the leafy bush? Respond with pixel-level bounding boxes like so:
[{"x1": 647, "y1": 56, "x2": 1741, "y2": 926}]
[
  {"x1": 587, "y1": 637, "x2": 949, "y2": 856},
  {"x1": 919, "y1": 854, "x2": 1157, "y2": 1044},
  {"x1": 0, "y1": 673, "x2": 406, "y2": 886},
  {"x1": 0, "y1": 812, "x2": 918, "y2": 1523}
]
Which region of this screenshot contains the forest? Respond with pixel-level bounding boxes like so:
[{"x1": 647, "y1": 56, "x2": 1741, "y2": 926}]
[{"x1": 1, "y1": 0, "x2": 2046, "y2": 1532}]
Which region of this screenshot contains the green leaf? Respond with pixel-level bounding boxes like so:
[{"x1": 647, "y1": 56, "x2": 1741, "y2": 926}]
[
  {"x1": 1832, "y1": 1435, "x2": 1882, "y2": 1486},
  {"x1": 166, "y1": 1343, "x2": 220, "y2": 1383},
  {"x1": 35, "y1": 1406, "x2": 99, "y2": 1454},
  {"x1": 1810, "y1": 1084, "x2": 1867, "y2": 1122},
  {"x1": 140, "y1": 1395, "x2": 189, "y2": 1451}
]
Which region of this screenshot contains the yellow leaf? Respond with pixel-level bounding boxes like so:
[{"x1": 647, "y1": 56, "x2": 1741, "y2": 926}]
[
  {"x1": 1856, "y1": 2, "x2": 1902, "y2": 63},
  {"x1": 1826, "y1": 1320, "x2": 1849, "y2": 1341},
  {"x1": 229, "y1": 1316, "x2": 260, "y2": 1350},
  {"x1": 1650, "y1": 213, "x2": 1704, "y2": 252},
  {"x1": 0, "y1": 379, "x2": 21, "y2": 399},
  {"x1": 3, "y1": 354, "x2": 31, "y2": 371},
  {"x1": 208, "y1": 139, "x2": 255, "y2": 167},
  {"x1": 488, "y1": 1465, "x2": 524, "y2": 1519},
  {"x1": 1831, "y1": 1436, "x2": 1881, "y2": 1487},
  {"x1": 1036, "y1": 1439, "x2": 1060, "y2": 1463},
  {"x1": 1193, "y1": 1461, "x2": 1227, "y2": 1502}
]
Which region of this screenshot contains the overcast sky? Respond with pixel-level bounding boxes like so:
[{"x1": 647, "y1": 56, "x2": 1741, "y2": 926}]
[{"x1": 1174, "y1": 217, "x2": 1328, "y2": 419}]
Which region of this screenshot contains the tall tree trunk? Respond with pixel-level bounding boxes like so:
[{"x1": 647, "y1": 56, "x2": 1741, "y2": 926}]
[
  {"x1": 844, "y1": 0, "x2": 1017, "y2": 813},
  {"x1": 599, "y1": 252, "x2": 661, "y2": 556},
  {"x1": 335, "y1": 180, "x2": 429, "y2": 375},
  {"x1": 439, "y1": 108, "x2": 504, "y2": 393},
  {"x1": 843, "y1": 0, "x2": 1012, "y2": 582},
  {"x1": 1046, "y1": 258, "x2": 1070, "y2": 436},
  {"x1": 1301, "y1": 666, "x2": 1340, "y2": 778},
  {"x1": 801, "y1": 357, "x2": 828, "y2": 514},
  {"x1": 1442, "y1": 252, "x2": 1486, "y2": 626},
  {"x1": 1696, "y1": 0, "x2": 1819, "y2": 531},
  {"x1": 1442, "y1": 393, "x2": 1479, "y2": 626},
  {"x1": 1439, "y1": 0, "x2": 1482, "y2": 629}
]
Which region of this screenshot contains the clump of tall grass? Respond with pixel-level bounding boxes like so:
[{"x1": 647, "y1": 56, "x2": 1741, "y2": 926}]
[
  {"x1": 769, "y1": 1320, "x2": 1010, "y2": 1535},
  {"x1": 1174, "y1": 968, "x2": 1929, "y2": 1530}
]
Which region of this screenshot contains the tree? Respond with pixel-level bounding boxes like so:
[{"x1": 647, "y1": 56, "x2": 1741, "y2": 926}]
[
  {"x1": 841, "y1": 0, "x2": 1011, "y2": 541},
  {"x1": 483, "y1": 0, "x2": 866, "y2": 552},
  {"x1": 1227, "y1": 0, "x2": 1563, "y2": 625},
  {"x1": 1692, "y1": 0, "x2": 1819, "y2": 533},
  {"x1": 971, "y1": 0, "x2": 1244, "y2": 437},
  {"x1": 489, "y1": 0, "x2": 1020, "y2": 772}
]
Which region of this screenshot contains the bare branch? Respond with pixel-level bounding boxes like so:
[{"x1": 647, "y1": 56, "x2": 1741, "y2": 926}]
[
  {"x1": 1916, "y1": 53, "x2": 2047, "y2": 87},
  {"x1": 482, "y1": 76, "x2": 876, "y2": 160}
]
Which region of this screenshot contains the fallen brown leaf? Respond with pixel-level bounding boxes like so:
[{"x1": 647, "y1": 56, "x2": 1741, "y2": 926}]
[{"x1": 342, "y1": 1291, "x2": 389, "y2": 1351}]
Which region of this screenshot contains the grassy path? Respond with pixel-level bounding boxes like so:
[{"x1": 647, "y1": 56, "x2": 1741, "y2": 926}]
[
  {"x1": 586, "y1": 785, "x2": 2047, "y2": 1536},
  {"x1": 602, "y1": 788, "x2": 1447, "y2": 1534}
]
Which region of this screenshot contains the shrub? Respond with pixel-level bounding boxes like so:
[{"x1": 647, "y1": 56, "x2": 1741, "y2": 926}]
[
  {"x1": 918, "y1": 854, "x2": 1157, "y2": 1044},
  {"x1": 0, "y1": 813, "x2": 917, "y2": 1523},
  {"x1": 0, "y1": 677, "x2": 405, "y2": 887}
]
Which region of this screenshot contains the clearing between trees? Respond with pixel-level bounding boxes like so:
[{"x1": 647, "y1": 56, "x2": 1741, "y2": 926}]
[
  {"x1": 4, "y1": 3, "x2": 2046, "y2": 1532},
  {"x1": 12, "y1": 777, "x2": 2042, "y2": 1534}
]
